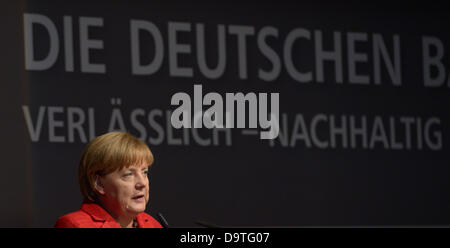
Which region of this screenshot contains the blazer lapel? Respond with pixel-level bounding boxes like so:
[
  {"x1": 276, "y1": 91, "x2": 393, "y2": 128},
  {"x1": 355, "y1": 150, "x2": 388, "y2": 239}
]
[{"x1": 81, "y1": 202, "x2": 122, "y2": 228}]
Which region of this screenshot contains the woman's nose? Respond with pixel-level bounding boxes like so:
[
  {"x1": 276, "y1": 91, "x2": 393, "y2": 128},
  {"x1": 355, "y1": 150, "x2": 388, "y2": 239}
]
[{"x1": 135, "y1": 173, "x2": 148, "y2": 189}]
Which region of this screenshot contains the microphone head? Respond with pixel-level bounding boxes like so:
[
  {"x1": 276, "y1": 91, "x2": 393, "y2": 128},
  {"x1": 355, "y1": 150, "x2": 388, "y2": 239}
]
[{"x1": 157, "y1": 212, "x2": 170, "y2": 228}]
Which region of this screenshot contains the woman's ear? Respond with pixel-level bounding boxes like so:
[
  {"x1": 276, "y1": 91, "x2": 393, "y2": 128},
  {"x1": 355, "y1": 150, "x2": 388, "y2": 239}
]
[{"x1": 94, "y1": 175, "x2": 105, "y2": 195}]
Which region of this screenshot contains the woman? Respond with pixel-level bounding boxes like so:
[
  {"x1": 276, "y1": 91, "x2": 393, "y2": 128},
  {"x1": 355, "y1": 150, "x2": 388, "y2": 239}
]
[{"x1": 55, "y1": 132, "x2": 162, "y2": 228}]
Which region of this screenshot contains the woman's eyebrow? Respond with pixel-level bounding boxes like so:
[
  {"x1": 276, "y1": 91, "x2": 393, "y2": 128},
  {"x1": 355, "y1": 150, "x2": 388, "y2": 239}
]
[{"x1": 126, "y1": 165, "x2": 149, "y2": 171}]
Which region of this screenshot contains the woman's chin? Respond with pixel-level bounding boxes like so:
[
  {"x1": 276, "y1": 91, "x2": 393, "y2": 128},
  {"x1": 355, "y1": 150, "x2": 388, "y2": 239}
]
[{"x1": 127, "y1": 202, "x2": 146, "y2": 213}]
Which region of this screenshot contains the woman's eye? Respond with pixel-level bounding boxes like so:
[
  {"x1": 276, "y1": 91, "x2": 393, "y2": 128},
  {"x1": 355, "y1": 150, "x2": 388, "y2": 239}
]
[
  {"x1": 123, "y1": 172, "x2": 132, "y2": 177},
  {"x1": 143, "y1": 170, "x2": 149, "y2": 175}
]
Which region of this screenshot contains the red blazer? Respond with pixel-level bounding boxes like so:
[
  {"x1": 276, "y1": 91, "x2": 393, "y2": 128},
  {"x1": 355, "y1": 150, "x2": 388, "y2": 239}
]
[{"x1": 55, "y1": 202, "x2": 162, "y2": 228}]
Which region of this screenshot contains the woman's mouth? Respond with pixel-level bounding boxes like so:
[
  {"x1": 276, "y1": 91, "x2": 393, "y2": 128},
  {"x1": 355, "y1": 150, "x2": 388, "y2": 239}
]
[{"x1": 132, "y1": 194, "x2": 145, "y2": 203}]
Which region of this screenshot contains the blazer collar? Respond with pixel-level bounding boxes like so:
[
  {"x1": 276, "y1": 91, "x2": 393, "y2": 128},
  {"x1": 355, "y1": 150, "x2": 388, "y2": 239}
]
[
  {"x1": 81, "y1": 202, "x2": 122, "y2": 228},
  {"x1": 81, "y1": 202, "x2": 150, "y2": 228},
  {"x1": 136, "y1": 213, "x2": 151, "y2": 227}
]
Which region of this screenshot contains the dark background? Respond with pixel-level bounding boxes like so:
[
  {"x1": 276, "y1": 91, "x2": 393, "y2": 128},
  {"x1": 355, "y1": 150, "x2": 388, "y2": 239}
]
[{"x1": 1, "y1": 0, "x2": 449, "y2": 227}]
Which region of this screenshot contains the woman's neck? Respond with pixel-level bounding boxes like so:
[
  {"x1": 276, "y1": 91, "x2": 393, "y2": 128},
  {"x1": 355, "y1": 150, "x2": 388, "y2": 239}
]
[
  {"x1": 97, "y1": 200, "x2": 137, "y2": 228},
  {"x1": 115, "y1": 215, "x2": 136, "y2": 228}
]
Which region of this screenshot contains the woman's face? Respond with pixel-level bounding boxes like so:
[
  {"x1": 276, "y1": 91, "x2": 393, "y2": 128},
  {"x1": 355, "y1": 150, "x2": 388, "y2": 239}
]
[{"x1": 98, "y1": 161, "x2": 150, "y2": 218}]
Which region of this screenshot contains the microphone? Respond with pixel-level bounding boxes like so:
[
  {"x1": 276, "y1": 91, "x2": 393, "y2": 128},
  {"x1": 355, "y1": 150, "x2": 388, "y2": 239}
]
[
  {"x1": 194, "y1": 220, "x2": 224, "y2": 228},
  {"x1": 157, "y1": 212, "x2": 170, "y2": 228}
]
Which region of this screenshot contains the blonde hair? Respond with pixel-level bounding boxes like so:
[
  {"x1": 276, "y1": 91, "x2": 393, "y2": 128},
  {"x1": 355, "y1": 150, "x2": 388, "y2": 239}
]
[{"x1": 78, "y1": 132, "x2": 154, "y2": 202}]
